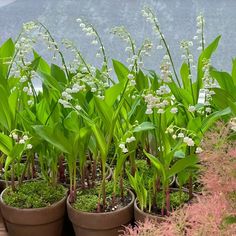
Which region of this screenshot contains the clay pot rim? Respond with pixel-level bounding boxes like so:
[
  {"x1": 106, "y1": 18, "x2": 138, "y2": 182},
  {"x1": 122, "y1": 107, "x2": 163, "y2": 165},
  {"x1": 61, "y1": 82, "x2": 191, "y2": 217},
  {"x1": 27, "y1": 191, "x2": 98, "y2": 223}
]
[
  {"x1": 134, "y1": 187, "x2": 191, "y2": 219},
  {"x1": 67, "y1": 189, "x2": 134, "y2": 216},
  {"x1": 134, "y1": 197, "x2": 167, "y2": 221},
  {"x1": 0, "y1": 183, "x2": 67, "y2": 212}
]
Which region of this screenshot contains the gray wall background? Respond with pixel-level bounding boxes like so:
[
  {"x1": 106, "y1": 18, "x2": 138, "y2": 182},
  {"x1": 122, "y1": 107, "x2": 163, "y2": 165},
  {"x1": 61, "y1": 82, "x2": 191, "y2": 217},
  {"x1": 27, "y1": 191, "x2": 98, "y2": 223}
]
[{"x1": 0, "y1": 0, "x2": 235, "y2": 76}]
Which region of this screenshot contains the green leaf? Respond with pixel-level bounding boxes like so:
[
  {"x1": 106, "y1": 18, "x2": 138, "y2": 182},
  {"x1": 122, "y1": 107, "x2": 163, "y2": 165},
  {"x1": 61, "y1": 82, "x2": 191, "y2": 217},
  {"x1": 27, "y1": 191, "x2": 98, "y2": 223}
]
[
  {"x1": 94, "y1": 97, "x2": 113, "y2": 129},
  {"x1": 202, "y1": 107, "x2": 231, "y2": 133},
  {"x1": 39, "y1": 71, "x2": 61, "y2": 92},
  {"x1": 90, "y1": 124, "x2": 108, "y2": 161},
  {"x1": 9, "y1": 143, "x2": 25, "y2": 160},
  {"x1": 211, "y1": 70, "x2": 236, "y2": 99},
  {"x1": 136, "y1": 70, "x2": 148, "y2": 91},
  {"x1": 112, "y1": 60, "x2": 129, "y2": 83},
  {"x1": 212, "y1": 88, "x2": 233, "y2": 109},
  {"x1": 8, "y1": 90, "x2": 18, "y2": 125},
  {"x1": 51, "y1": 64, "x2": 67, "y2": 84},
  {"x1": 196, "y1": 35, "x2": 221, "y2": 99},
  {"x1": 187, "y1": 117, "x2": 202, "y2": 133},
  {"x1": 0, "y1": 38, "x2": 15, "y2": 79},
  {"x1": 0, "y1": 133, "x2": 12, "y2": 155},
  {"x1": 133, "y1": 122, "x2": 155, "y2": 132},
  {"x1": 33, "y1": 125, "x2": 72, "y2": 154},
  {"x1": 174, "y1": 150, "x2": 185, "y2": 159},
  {"x1": 168, "y1": 155, "x2": 198, "y2": 178},
  {"x1": 231, "y1": 58, "x2": 236, "y2": 86},
  {"x1": 180, "y1": 62, "x2": 190, "y2": 91},
  {"x1": 105, "y1": 82, "x2": 123, "y2": 107},
  {"x1": 33, "y1": 51, "x2": 50, "y2": 74},
  {"x1": 0, "y1": 85, "x2": 13, "y2": 130},
  {"x1": 64, "y1": 111, "x2": 80, "y2": 132},
  {"x1": 36, "y1": 98, "x2": 49, "y2": 124},
  {"x1": 179, "y1": 88, "x2": 193, "y2": 104},
  {"x1": 144, "y1": 150, "x2": 166, "y2": 183}
]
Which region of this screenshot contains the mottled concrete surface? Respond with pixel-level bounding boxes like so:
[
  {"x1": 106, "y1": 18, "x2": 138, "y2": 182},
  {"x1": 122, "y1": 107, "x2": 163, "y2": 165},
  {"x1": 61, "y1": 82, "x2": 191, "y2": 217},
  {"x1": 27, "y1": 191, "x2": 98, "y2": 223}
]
[{"x1": 0, "y1": 0, "x2": 235, "y2": 73}]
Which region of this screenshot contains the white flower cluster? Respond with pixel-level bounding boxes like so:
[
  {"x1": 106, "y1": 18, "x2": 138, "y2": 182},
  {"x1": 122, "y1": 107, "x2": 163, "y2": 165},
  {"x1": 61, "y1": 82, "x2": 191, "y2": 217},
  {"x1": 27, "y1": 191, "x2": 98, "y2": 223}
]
[
  {"x1": 188, "y1": 105, "x2": 196, "y2": 113},
  {"x1": 183, "y1": 136, "x2": 195, "y2": 146},
  {"x1": 127, "y1": 73, "x2": 136, "y2": 86},
  {"x1": 140, "y1": 39, "x2": 153, "y2": 57},
  {"x1": 59, "y1": 83, "x2": 85, "y2": 108},
  {"x1": 166, "y1": 126, "x2": 195, "y2": 147},
  {"x1": 119, "y1": 136, "x2": 136, "y2": 153},
  {"x1": 142, "y1": 7, "x2": 160, "y2": 37},
  {"x1": 144, "y1": 86, "x2": 172, "y2": 115},
  {"x1": 10, "y1": 21, "x2": 61, "y2": 81},
  {"x1": 193, "y1": 13, "x2": 205, "y2": 51},
  {"x1": 195, "y1": 147, "x2": 203, "y2": 154},
  {"x1": 229, "y1": 118, "x2": 236, "y2": 132},
  {"x1": 9, "y1": 131, "x2": 33, "y2": 150},
  {"x1": 76, "y1": 18, "x2": 108, "y2": 69},
  {"x1": 201, "y1": 58, "x2": 217, "y2": 114},
  {"x1": 62, "y1": 39, "x2": 110, "y2": 99},
  {"x1": 160, "y1": 55, "x2": 172, "y2": 83},
  {"x1": 62, "y1": 38, "x2": 111, "y2": 89},
  {"x1": 180, "y1": 40, "x2": 194, "y2": 66},
  {"x1": 112, "y1": 26, "x2": 152, "y2": 71},
  {"x1": 142, "y1": 7, "x2": 167, "y2": 53}
]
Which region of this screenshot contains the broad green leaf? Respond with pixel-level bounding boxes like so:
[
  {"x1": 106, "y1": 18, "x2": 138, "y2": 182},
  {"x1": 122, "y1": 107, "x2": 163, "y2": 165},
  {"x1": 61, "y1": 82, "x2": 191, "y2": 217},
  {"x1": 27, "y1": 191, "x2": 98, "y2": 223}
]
[
  {"x1": 94, "y1": 97, "x2": 113, "y2": 129},
  {"x1": 8, "y1": 90, "x2": 18, "y2": 126},
  {"x1": 9, "y1": 143, "x2": 25, "y2": 160},
  {"x1": 33, "y1": 125, "x2": 72, "y2": 154},
  {"x1": 187, "y1": 117, "x2": 202, "y2": 133},
  {"x1": 174, "y1": 150, "x2": 185, "y2": 159},
  {"x1": 180, "y1": 62, "x2": 191, "y2": 91},
  {"x1": 0, "y1": 85, "x2": 13, "y2": 130},
  {"x1": 51, "y1": 64, "x2": 67, "y2": 84},
  {"x1": 136, "y1": 70, "x2": 148, "y2": 91},
  {"x1": 202, "y1": 107, "x2": 231, "y2": 133},
  {"x1": 196, "y1": 35, "x2": 221, "y2": 99},
  {"x1": 168, "y1": 155, "x2": 198, "y2": 178},
  {"x1": 90, "y1": 124, "x2": 107, "y2": 160},
  {"x1": 39, "y1": 71, "x2": 61, "y2": 92},
  {"x1": 36, "y1": 99, "x2": 49, "y2": 124},
  {"x1": 144, "y1": 150, "x2": 166, "y2": 183},
  {"x1": 0, "y1": 38, "x2": 15, "y2": 79},
  {"x1": 133, "y1": 122, "x2": 155, "y2": 132},
  {"x1": 0, "y1": 133, "x2": 12, "y2": 155},
  {"x1": 112, "y1": 59, "x2": 129, "y2": 82},
  {"x1": 105, "y1": 82, "x2": 123, "y2": 106},
  {"x1": 212, "y1": 88, "x2": 233, "y2": 109},
  {"x1": 211, "y1": 70, "x2": 236, "y2": 99},
  {"x1": 64, "y1": 111, "x2": 80, "y2": 132},
  {"x1": 33, "y1": 51, "x2": 50, "y2": 74},
  {"x1": 179, "y1": 88, "x2": 193, "y2": 104}
]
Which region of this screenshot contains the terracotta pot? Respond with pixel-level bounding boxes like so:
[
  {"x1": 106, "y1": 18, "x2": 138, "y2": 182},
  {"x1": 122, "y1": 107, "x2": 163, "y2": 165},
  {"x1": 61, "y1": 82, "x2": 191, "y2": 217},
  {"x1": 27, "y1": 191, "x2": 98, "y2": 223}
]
[
  {"x1": 0, "y1": 188, "x2": 66, "y2": 236},
  {"x1": 134, "y1": 188, "x2": 190, "y2": 223},
  {"x1": 134, "y1": 198, "x2": 166, "y2": 223},
  {"x1": 67, "y1": 190, "x2": 135, "y2": 236}
]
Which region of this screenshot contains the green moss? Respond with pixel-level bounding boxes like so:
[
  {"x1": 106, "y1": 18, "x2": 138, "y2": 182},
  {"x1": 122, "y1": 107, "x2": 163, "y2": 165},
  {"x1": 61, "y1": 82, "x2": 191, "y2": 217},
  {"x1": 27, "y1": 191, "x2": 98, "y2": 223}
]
[
  {"x1": 156, "y1": 190, "x2": 189, "y2": 210},
  {"x1": 73, "y1": 193, "x2": 98, "y2": 212},
  {"x1": 73, "y1": 181, "x2": 129, "y2": 212},
  {"x1": 3, "y1": 180, "x2": 66, "y2": 208}
]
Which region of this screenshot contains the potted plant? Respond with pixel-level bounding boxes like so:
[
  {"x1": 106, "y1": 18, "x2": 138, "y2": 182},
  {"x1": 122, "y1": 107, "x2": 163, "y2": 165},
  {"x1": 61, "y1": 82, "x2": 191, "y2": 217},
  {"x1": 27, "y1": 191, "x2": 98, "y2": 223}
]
[
  {"x1": 0, "y1": 128, "x2": 67, "y2": 236},
  {"x1": 0, "y1": 35, "x2": 68, "y2": 235}
]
